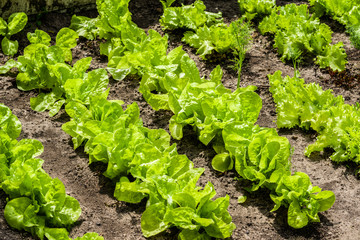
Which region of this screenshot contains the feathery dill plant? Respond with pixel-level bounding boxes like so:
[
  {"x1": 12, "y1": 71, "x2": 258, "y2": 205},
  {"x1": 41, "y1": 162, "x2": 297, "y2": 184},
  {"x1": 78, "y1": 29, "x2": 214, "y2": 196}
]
[{"x1": 231, "y1": 18, "x2": 253, "y2": 88}]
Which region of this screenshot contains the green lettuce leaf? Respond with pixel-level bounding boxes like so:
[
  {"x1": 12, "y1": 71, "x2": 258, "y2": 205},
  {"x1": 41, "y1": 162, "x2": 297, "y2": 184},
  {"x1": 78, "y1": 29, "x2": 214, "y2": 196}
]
[
  {"x1": 7, "y1": 12, "x2": 28, "y2": 36},
  {"x1": 56, "y1": 28, "x2": 79, "y2": 62},
  {"x1": 74, "y1": 232, "x2": 104, "y2": 240},
  {"x1": 315, "y1": 42, "x2": 348, "y2": 71},
  {"x1": 0, "y1": 59, "x2": 18, "y2": 74},
  {"x1": 56, "y1": 28, "x2": 79, "y2": 49},
  {"x1": 0, "y1": 103, "x2": 22, "y2": 139},
  {"x1": 1, "y1": 37, "x2": 18, "y2": 56},
  {"x1": 69, "y1": 15, "x2": 100, "y2": 40},
  {"x1": 0, "y1": 17, "x2": 7, "y2": 36},
  {"x1": 27, "y1": 29, "x2": 51, "y2": 45}
]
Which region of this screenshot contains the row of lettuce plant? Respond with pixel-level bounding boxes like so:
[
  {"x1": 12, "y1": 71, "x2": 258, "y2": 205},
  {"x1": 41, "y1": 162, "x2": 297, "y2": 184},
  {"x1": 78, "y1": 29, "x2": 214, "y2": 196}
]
[
  {"x1": 240, "y1": 1, "x2": 347, "y2": 71},
  {"x1": 309, "y1": 0, "x2": 360, "y2": 49},
  {"x1": 68, "y1": 0, "x2": 336, "y2": 229},
  {"x1": 0, "y1": 104, "x2": 103, "y2": 240},
  {"x1": 140, "y1": 51, "x2": 336, "y2": 229},
  {"x1": 259, "y1": 3, "x2": 347, "y2": 71},
  {"x1": 0, "y1": 15, "x2": 110, "y2": 239},
  {"x1": 70, "y1": 0, "x2": 252, "y2": 88},
  {"x1": 62, "y1": 94, "x2": 236, "y2": 239},
  {"x1": 238, "y1": 0, "x2": 360, "y2": 168},
  {"x1": 269, "y1": 70, "x2": 360, "y2": 168}
]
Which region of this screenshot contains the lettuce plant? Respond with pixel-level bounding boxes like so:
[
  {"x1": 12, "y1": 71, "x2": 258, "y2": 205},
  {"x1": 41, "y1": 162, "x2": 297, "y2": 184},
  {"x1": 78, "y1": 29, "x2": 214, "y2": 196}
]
[
  {"x1": 160, "y1": 0, "x2": 223, "y2": 31},
  {"x1": 269, "y1": 70, "x2": 360, "y2": 165},
  {"x1": 166, "y1": 66, "x2": 262, "y2": 145},
  {"x1": 69, "y1": 15, "x2": 100, "y2": 40},
  {"x1": 104, "y1": 24, "x2": 169, "y2": 81},
  {"x1": 182, "y1": 22, "x2": 238, "y2": 59},
  {"x1": 0, "y1": 12, "x2": 28, "y2": 56},
  {"x1": 238, "y1": 0, "x2": 276, "y2": 20},
  {"x1": 0, "y1": 103, "x2": 103, "y2": 240},
  {"x1": 221, "y1": 122, "x2": 335, "y2": 228}
]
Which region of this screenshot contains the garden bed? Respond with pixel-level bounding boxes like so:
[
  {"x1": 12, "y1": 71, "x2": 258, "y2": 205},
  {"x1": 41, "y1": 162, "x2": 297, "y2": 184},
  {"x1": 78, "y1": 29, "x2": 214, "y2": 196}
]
[{"x1": 0, "y1": 0, "x2": 359, "y2": 239}]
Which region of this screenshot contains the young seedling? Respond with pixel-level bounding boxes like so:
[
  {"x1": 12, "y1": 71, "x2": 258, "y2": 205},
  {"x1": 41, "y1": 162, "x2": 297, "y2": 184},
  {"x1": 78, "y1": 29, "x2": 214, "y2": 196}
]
[
  {"x1": 0, "y1": 12, "x2": 28, "y2": 56},
  {"x1": 230, "y1": 18, "x2": 253, "y2": 88}
]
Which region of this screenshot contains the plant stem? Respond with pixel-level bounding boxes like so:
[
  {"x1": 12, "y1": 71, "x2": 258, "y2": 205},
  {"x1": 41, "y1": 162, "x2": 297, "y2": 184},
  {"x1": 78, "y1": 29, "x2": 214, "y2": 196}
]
[{"x1": 237, "y1": 59, "x2": 242, "y2": 89}]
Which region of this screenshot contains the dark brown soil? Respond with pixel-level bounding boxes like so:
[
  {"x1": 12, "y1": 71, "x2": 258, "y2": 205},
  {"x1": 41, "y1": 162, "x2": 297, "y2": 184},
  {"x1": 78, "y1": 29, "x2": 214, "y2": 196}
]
[{"x1": 1, "y1": 1, "x2": 360, "y2": 239}]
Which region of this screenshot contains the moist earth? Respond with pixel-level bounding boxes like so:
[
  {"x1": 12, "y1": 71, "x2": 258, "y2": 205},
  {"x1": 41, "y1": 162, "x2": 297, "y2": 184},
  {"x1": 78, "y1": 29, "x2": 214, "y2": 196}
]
[{"x1": 0, "y1": 0, "x2": 360, "y2": 239}]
